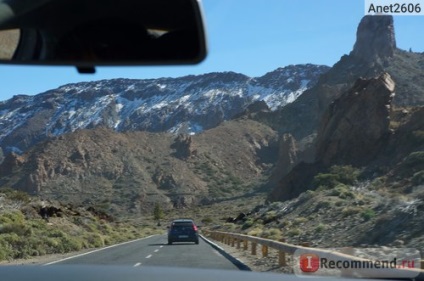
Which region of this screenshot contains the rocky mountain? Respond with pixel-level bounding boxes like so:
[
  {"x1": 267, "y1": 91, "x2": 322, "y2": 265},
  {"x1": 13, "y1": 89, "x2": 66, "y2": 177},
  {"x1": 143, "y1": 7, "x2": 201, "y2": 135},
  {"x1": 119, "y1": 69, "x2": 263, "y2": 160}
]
[
  {"x1": 253, "y1": 16, "x2": 424, "y2": 141},
  {"x1": 268, "y1": 73, "x2": 399, "y2": 201},
  {"x1": 257, "y1": 15, "x2": 424, "y2": 197},
  {"x1": 217, "y1": 16, "x2": 424, "y2": 252},
  {"x1": 1, "y1": 14, "x2": 423, "y2": 224},
  {"x1": 0, "y1": 119, "x2": 279, "y2": 215},
  {"x1": 225, "y1": 71, "x2": 424, "y2": 250},
  {"x1": 0, "y1": 64, "x2": 328, "y2": 154}
]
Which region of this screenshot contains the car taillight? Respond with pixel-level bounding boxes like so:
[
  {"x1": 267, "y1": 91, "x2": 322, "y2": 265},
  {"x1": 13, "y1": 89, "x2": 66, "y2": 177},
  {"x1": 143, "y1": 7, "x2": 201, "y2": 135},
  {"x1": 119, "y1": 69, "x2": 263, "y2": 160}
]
[{"x1": 193, "y1": 224, "x2": 198, "y2": 231}]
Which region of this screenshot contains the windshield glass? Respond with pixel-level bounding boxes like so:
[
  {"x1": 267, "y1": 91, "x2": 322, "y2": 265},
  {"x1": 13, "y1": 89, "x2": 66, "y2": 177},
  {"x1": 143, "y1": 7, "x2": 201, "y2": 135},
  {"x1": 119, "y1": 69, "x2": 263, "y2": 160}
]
[{"x1": 0, "y1": 0, "x2": 423, "y2": 280}]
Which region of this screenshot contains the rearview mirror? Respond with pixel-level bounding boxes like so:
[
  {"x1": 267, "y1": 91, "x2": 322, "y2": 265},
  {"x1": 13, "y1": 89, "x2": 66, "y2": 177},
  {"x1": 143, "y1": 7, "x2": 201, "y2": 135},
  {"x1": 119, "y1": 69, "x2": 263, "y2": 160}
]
[{"x1": 0, "y1": 0, "x2": 207, "y2": 73}]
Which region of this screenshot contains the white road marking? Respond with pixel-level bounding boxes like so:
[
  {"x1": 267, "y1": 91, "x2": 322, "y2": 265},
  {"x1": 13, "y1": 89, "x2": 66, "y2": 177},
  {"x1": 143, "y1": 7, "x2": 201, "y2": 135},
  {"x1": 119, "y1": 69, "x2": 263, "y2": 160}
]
[
  {"x1": 200, "y1": 234, "x2": 251, "y2": 270},
  {"x1": 154, "y1": 249, "x2": 159, "y2": 252},
  {"x1": 159, "y1": 246, "x2": 164, "y2": 248},
  {"x1": 133, "y1": 263, "x2": 141, "y2": 267},
  {"x1": 145, "y1": 254, "x2": 152, "y2": 259},
  {"x1": 199, "y1": 235, "x2": 225, "y2": 251},
  {"x1": 43, "y1": 235, "x2": 157, "y2": 266}
]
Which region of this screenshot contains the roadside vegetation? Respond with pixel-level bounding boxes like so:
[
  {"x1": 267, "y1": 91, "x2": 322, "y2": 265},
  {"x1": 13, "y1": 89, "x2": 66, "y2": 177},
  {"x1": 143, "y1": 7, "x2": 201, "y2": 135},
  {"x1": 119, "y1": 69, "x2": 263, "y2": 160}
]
[
  {"x1": 0, "y1": 189, "x2": 162, "y2": 261},
  {"x1": 206, "y1": 164, "x2": 424, "y2": 251}
]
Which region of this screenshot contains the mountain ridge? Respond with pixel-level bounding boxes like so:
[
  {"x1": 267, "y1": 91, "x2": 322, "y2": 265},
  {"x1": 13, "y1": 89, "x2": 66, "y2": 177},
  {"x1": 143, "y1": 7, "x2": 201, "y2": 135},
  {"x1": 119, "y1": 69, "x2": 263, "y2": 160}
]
[
  {"x1": 251, "y1": 16, "x2": 424, "y2": 143},
  {"x1": 0, "y1": 64, "x2": 329, "y2": 154},
  {"x1": 0, "y1": 119, "x2": 279, "y2": 215}
]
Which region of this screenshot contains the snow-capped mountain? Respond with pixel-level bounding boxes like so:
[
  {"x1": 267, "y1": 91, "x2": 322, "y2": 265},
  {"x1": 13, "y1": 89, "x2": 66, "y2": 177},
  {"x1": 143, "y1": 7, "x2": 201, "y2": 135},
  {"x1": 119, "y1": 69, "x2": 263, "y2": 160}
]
[{"x1": 0, "y1": 64, "x2": 329, "y2": 153}]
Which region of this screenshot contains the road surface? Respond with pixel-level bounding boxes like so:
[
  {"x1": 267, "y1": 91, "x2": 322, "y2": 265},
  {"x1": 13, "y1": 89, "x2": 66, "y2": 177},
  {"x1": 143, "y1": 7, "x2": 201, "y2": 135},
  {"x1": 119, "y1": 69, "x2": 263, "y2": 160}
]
[{"x1": 46, "y1": 234, "x2": 243, "y2": 270}]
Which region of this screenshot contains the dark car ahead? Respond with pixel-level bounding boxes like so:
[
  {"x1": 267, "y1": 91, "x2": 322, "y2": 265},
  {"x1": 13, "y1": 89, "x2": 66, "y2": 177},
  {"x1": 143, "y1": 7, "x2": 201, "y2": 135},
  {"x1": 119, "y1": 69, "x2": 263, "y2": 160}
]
[{"x1": 167, "y1": 219, "x2": 199, "y2": 245}]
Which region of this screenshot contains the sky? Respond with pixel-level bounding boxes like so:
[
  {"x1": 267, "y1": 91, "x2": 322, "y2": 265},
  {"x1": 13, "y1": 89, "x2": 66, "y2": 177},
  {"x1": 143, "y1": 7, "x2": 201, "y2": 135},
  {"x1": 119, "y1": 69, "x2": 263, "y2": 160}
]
[{"x1": 0, "y1": 0, "x2": 423, "y2": 101}]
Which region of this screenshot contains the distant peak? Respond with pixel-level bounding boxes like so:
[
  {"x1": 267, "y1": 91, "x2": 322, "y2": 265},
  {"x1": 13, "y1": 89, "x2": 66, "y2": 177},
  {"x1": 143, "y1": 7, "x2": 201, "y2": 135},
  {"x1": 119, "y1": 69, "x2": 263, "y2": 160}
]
[{"x1": 350, "y1": 15, "x2": 396, "y2": 61}]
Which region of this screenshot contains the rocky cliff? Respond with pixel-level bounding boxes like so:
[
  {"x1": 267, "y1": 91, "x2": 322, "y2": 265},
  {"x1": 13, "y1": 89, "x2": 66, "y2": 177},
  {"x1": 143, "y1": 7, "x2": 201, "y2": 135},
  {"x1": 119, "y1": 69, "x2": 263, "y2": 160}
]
[
  {"x1": 259, "y1": 15, "x2": 424, "y2": 199},
  {"x1": 351, "y1": 15, "x2": 396, "y2": 62},
  {"x1": 254, "y1": 15, "x2": 424, "y2": 143},
  {"x1": 315, "y1": 73, "x2": 395, "y2": 167},
  {"x1": 268, "y1": 73, "x2": 397, "y2": 201}
]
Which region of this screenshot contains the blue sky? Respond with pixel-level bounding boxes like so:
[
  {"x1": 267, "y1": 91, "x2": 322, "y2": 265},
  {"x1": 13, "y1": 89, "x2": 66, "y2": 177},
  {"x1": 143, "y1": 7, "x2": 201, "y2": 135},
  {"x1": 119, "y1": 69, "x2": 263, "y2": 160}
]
[{"x1": 0, "y1": 0, "x2": 423, "y2": 101}]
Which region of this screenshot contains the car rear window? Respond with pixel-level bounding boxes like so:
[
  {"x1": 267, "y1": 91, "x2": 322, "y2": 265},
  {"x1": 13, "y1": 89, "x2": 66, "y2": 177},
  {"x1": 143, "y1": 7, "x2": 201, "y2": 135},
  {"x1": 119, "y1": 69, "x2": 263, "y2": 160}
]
[{"x1": 172, "y1": 222, "x2": 194, "y2": 227}]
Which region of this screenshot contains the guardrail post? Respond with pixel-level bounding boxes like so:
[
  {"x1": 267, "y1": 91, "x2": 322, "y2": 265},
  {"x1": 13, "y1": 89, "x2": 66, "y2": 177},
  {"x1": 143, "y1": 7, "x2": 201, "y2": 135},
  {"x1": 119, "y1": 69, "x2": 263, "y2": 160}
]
[
  {"x1": 251, "y1": 242, "x2": 257, "y2": 255},
  {"x1": 421, "y1": 260, "x2": 424, "y2": 270},
  {"x1": 231, "y1": 238, "x2": 235, "y2": 247},
  {"x1": 279, "y1": 238, "x2": 287, "y2": 267},
  {"x1": 262, "y1": 245, "x2": 268, "y2": 257},
  {"x1": 279, "y1": 250, "x2": 286, "y2": 267},
  {"x1": 236, "y1": 239, "x2": 241, "y2": 249},
  {"x1": 243, "y1": 240, "x2": 248, "y2": 251}
]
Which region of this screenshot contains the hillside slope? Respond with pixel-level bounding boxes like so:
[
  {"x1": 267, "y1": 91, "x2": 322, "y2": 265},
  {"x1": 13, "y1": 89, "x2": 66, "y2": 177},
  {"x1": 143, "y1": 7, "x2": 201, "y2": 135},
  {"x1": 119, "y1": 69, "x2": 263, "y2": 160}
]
[{"x1": 0, "y1": 119, "x2": 278, "y2": 216}]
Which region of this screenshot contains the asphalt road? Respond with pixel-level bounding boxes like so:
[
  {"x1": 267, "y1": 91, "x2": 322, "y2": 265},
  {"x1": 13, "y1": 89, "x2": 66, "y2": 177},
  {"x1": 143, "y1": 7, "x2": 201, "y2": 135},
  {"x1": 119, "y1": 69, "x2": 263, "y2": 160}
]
[{"x1": 46, "y1": 234, "x2": 241, "y2": 270}]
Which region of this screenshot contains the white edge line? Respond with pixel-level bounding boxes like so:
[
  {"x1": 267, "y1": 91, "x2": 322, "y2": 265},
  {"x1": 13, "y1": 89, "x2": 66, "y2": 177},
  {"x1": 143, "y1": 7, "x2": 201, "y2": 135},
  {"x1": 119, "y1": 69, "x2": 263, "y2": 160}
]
[
  {"x1": 200, "y1": 234, "x2": 249, "y2": 268},
  {"x1": 199, "y1": 234, "x2": 224, "y2": 251},
  {"x1": 43, "y1": 235, "x2": 157, "y2": 266}
]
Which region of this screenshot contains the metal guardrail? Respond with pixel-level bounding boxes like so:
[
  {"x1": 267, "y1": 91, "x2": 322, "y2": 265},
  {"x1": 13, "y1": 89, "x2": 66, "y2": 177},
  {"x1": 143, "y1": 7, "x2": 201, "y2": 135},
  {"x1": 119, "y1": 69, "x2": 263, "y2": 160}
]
[
  {"x1": 202, "y1": 230, "x2": 300, "y2": 267},
  {"x1": 202, "y1": 230, "x2": 424, "y2": 276}
]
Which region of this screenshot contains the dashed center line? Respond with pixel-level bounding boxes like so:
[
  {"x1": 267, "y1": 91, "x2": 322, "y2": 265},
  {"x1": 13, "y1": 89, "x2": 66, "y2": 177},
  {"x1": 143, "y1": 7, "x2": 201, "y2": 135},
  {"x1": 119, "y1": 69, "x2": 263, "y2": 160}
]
[
  {"x1": 154, "y1": 249, "x2": 159, "y2": 253},
  {"x1": 134, "y1": 263, "x2": 141, "y2": 267},
  {"x1": 159, "y1": 246, "x2": 164, "y2": 248},
  {"x1": 145, "y1": 254, "x2": 152, "y2": 259}
]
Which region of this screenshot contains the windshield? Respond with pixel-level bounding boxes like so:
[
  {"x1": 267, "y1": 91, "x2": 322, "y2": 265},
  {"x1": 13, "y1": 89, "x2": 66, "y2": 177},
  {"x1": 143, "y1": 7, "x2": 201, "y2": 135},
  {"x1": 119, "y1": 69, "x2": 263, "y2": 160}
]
[{"x1": 0, "y1": 0, "x2": 423, "y2": 280}]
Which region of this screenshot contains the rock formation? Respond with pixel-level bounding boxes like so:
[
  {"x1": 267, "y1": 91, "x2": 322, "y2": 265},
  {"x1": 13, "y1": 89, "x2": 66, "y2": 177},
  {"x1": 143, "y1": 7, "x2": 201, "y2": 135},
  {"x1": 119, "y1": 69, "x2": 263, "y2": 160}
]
[
  {"x1": 316, "y1": 73, "x2": 395, "y2": 166},
  {"x1": 268, "y1": 73, "x2": 396, "y2": 202},
  {"x1": 266, "y1": 134, "x2": 299, "y2": 188},
  {"x1": 350, "y1": 15, "x2": 396, "y2": 62},
  {"x1": 171, "y1": 134, "x2": 195, "y2": 160}
]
